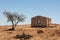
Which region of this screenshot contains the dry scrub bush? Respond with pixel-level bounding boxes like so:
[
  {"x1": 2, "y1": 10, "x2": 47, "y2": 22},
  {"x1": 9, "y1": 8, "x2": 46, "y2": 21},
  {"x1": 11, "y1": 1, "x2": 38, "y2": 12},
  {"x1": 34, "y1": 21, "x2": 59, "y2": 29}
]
[
  {"x1": 14, "y1": 33, "x2": 33, "y2": 40},
  {"x1": 37, "y1": 30, "x2": 44, "y2": 34},
  {"x1": 49, "y1": 30, "x2": 60, "y2": 37},
  {"x1": 55, "y1": 30, "x2": 60, "y2": 37}
]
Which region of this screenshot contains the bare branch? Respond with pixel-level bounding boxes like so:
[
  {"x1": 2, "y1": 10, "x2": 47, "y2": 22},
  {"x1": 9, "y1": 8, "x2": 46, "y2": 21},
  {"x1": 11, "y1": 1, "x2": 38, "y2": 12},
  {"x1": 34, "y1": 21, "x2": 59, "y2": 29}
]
[{"x1": 3, "y1": 11, "x2": 26, "y2": 30}]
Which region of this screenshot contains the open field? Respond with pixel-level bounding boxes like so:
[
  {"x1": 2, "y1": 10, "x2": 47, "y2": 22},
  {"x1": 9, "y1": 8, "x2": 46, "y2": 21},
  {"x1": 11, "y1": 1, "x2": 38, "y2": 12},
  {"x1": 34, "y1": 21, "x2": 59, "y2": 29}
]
[{"x1": 0, "y1": 24, "x2": 60, "y2": 40}]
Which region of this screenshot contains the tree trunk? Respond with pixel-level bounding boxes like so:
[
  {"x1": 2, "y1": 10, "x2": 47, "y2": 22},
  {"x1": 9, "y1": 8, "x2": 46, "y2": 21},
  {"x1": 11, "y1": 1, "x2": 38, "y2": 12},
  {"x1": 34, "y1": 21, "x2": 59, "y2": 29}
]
[
  {"x1": 11, "y1": 25, "x2": 15, "y2": 30},
  {"x1": 9, "y1": 24, "x2": 15, "y2": 31},
  {"x1": 11, "y1": 28, "x2": 14, "y2": 30},
  {"x1": 11, "y1": 21, "x2": 15, "y2": 31},
  {"x1": 14, "y1": 24, "x2": 17, "y2": 29}
]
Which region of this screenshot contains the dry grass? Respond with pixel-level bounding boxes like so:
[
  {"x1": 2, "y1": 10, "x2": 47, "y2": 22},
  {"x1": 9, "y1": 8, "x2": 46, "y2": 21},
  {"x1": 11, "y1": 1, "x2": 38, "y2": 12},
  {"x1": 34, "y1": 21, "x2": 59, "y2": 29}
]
[{"x1": 0, "y1": 24, "x2": 60, "y2": 40}]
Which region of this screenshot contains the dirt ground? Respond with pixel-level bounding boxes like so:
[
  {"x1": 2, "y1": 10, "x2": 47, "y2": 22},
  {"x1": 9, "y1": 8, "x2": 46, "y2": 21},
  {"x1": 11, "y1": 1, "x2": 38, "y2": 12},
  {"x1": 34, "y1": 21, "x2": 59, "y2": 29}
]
[{"x1": 0, "y1": 24, "x2": 60, "y2": 40}]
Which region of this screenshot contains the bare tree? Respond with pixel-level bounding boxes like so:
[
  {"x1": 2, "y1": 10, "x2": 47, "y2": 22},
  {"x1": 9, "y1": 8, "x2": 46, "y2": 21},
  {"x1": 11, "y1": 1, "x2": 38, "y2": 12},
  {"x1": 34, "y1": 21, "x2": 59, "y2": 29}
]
[{"x1": 3, "y1": 11, "x2": 26, "y2": 30}]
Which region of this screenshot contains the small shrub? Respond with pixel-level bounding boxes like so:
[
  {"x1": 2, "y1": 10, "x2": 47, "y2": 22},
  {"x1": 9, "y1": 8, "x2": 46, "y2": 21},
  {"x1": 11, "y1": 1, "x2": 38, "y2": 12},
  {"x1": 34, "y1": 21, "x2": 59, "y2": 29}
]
[
  {"x1": 4, "y1": 28, "x2": 14, "y2": 31},
  {"x1": 8, "y1": 28, "x2": 14, "y2": 31},
  {"x1": 49, "y1": 30, "x2": 60, "y2": 37},
  {"x1": 14, "y1": 33, "x2": 33, "y2": 40},
  {"x1": 55, "y1": 30, "x2": 60, "y2": 36},
  {"x1": 37, "y1": 30, "x2": 44, "y2": 34}
]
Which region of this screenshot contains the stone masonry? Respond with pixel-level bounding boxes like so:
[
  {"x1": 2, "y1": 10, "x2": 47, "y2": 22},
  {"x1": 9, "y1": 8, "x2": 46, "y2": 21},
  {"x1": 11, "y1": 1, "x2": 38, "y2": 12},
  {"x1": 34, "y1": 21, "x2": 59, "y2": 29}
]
[{"x1": 31, "y1": 16, "x2": 51, "y2": 28}]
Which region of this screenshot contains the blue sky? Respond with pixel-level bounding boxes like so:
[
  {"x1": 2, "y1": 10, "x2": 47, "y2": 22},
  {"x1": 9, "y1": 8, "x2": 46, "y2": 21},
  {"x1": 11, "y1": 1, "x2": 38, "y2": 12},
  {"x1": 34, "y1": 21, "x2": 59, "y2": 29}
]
[{"x1": 0, "y1": 0, "x2": 60, "y2": 25}]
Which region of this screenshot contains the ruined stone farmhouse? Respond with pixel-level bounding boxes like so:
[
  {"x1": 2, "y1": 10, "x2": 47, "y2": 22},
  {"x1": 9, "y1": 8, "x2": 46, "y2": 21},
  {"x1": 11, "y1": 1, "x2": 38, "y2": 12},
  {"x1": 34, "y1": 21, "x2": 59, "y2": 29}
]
[{"x1": 31, "y1": 16, "x2": 60, "y2": 28}]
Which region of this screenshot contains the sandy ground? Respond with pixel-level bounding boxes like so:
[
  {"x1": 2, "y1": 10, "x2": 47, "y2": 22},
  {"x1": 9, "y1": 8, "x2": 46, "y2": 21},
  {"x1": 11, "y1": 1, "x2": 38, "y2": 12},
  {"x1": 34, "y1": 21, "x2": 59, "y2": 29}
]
[{"x1": 0, "y1": 24, "x2": 60, "y2": 40}]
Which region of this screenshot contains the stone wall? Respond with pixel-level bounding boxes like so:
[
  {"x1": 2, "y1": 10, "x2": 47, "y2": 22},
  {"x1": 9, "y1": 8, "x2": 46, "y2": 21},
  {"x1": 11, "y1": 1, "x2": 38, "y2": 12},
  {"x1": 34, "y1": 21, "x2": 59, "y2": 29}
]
[{"x1": 31, "y1": 16, "x2": 51, "y2": 28}]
